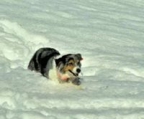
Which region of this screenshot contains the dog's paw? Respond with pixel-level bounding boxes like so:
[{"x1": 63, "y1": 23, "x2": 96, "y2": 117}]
[{"x1": 72, "y1": 77, "x2": 81, "y2": 85}]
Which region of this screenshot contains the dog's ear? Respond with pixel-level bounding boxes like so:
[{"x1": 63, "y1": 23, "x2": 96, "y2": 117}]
[
  {"x1": 55, "y1": 58, "x2": 65, "y2": 73},
  {"x1": 76, "y1": 53, "x2": 83, "y2": 61},
  {"x1": 55, "y1": 57, "x2": 65, "y2": 66}
]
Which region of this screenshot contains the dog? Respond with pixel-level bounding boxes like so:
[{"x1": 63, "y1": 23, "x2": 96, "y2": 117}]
[{"x1": 28, "y1": 47, "x2": 83, "y2": 85}]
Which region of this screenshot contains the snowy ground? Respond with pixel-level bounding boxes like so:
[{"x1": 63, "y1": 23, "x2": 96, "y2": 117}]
[{"x1": 1, "y1": 0, "x2": 144, "y2": 119}]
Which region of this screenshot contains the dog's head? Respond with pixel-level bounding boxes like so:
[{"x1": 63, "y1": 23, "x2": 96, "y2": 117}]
[{"x1": 56, "y1": 53, "x2": 83, "y2": 76}]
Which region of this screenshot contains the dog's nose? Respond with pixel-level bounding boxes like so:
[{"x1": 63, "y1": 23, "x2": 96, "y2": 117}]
[{"x1": 76, "y1": 68, "x2": 81, "y2": 73}]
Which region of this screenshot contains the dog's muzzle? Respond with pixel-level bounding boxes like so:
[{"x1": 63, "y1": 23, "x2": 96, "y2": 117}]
[{"x1": 68, "y1": 68, "x2": 81, "y2": 77}]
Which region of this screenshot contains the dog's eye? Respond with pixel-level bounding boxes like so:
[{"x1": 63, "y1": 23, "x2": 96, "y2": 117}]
[
  {"x1": 77, "y1": 62, "x2": 80, "y2": 65},
  {"x1": 68, "y1": 62, "x2": 74, "y2": 66}
]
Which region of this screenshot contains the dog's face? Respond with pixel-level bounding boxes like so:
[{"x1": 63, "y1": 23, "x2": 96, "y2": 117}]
[{"x1": 56, "y1": 54, "x2": 82, "y2": 76}]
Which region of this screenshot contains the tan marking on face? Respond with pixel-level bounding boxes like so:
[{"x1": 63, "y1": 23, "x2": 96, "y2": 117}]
[{"x1": 63, "y1": 60, "x2": 76, "y2": 73}]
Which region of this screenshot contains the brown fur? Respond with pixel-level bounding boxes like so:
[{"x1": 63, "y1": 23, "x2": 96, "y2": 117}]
[{"x1": 63, "y1": 60, "x2": 76, "y2": 73}]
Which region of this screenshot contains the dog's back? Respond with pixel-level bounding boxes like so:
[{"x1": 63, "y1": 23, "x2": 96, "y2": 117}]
[{"x1": 28, "y1": 47, "x2": 60, "y2": 77}]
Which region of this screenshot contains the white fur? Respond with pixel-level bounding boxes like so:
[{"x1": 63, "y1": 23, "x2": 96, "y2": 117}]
[
  {"x1": 73, "y1": 66, "x2": 80, "y2": 74},
  {"x1": 48, "y1": 58, "x2": 59, "y2": 83}
]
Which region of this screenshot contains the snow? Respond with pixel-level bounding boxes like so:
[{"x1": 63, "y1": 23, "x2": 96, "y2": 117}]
[{"x1": 0, "y1": 0, "x2": 144, "y2": 118}]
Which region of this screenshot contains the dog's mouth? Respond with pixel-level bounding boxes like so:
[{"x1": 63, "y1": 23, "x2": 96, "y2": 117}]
[{"x1": 68, "y1": 70, "x2": 79, "y2": 77}]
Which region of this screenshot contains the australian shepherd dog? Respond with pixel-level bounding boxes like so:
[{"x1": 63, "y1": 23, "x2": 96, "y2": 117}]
[{"x1": 28, "y1": 47, "x2": 83, "y2": 85}]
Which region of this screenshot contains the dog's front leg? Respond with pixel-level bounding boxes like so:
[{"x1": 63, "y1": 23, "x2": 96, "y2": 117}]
[{"x1": 70, "y1": 77, "x2": 81, "y2": 85}]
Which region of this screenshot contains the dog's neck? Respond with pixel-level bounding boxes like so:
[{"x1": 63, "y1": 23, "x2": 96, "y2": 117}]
[{"x1": 57, "y1": 70, "x2": 70, "y2": 81}]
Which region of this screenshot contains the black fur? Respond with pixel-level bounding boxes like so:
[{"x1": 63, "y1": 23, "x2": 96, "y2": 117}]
[
  {"x1": 28, "y1": 47, "x2": 60, "y2": 77},
  {"x1": 55, "y1": 54, "x2": 82, "y2": 66},
  {"x1": 28, "y1": 47, "x2": 82, "y2": 85}
]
